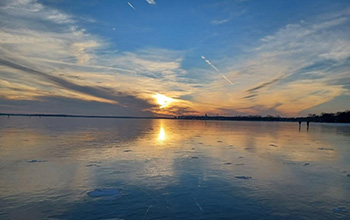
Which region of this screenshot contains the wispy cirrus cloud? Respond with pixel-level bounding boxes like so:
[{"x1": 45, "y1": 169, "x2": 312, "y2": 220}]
[
  {"x1": 245, "y1": 10, "x2": 350, "y2": 114},
  {"x1": 1, "y1": 0, "x2": 74, "y2": 24},
  {"x1": 0, "y1": 58, "x2": 121, "y2": 104},
  {"x1": 210, "y1": 7, "x2": 246, "y2": 25},
  {"x1": 211, "y1": 18, "x2": 230, "y2": 25},
  {"x1": 191, "y1": 9, "x2": 350, "y2": 115},
  {"x1": 244, "y1": 76, "x2": 284, "y2": 99}
]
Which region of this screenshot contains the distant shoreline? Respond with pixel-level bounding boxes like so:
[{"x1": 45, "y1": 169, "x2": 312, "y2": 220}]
[
  {"x1": 0, "y1": 113, "x2": 171, "y2": 120},
  {"x1": 1, "y1": 111, "x2": 349, "y2": 123}
]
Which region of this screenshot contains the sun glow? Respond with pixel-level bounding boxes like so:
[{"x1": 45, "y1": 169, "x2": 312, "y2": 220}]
[{"x1": 154, "y1": 93, "x2": 173, "y2": 108}]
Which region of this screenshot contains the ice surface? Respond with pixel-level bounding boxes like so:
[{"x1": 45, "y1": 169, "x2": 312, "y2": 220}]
[
  {"x1": 87, "y1": 188, "x2": 121, "y2": 198},
  {"x1": 1, "y1": 118, "x2": 349, "y2": 220}
]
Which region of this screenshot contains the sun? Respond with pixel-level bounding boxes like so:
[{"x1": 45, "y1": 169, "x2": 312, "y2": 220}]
[{"x1": 154, "y1": 93, "x2": 173, "y2": 108}]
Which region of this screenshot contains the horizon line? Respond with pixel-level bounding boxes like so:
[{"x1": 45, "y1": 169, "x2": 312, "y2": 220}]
[
  {"x1": 0, "y1": 113, "x2": 173, "y2": 119},
  {"x1": 1, "y1": 110, "x2": 348, "y2": 120}
]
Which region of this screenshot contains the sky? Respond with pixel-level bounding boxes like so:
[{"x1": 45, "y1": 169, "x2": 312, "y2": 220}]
[{"x1": 0, "y1": 0, "x2": 349, "y2": 117}]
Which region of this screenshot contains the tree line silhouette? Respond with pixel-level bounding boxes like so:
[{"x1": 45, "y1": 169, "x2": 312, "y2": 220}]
[
  {"x1": 306, "y1": 111, "x2": 350, "y2": 123},
  {"x1": 176, "y1": 110, "x2": 350, "y2": 123}
]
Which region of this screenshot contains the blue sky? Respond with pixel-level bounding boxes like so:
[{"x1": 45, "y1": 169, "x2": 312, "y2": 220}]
[{"x1": 0, "y1": 0, "x2": 349, "y2": 116}]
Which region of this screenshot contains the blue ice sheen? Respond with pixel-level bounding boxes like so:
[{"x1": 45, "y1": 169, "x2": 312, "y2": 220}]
[{"x1": 87, "y1": 188, "x2": 121, "y2": 198}]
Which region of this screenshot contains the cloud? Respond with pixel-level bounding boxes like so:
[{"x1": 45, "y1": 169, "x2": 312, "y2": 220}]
[
  {"x1": 246, "y1": 76, "x2": 283, "y2": 93},
  {"x1": 211, "y1": 18, "x2": 230, "y2": 25},
  {"x1": 0, "y1": 58, "x2": 151, "y2": 106},
  {"x1": 71, "y1": 41, "x2": 99, "y2": 64},
  {"x1": 0, "y1": 96, "x2": 154, "y2": 116},
  {"x1": 210, "y1": 6, "x2": 247, "y2": 25},
  {"x1": 146, "y1": 0, "x2": 156, "y2": 5},
  {"x1": 243, "y1": 94, "x2": 257, "y2": 99},
  {"x1": 2, "y1": 0, "x2": 74, "y2": 24},
  {"x1": 299, "y1": 95, "x2": 350, "y2": 115},
  {"x1": 190, "y1": 9, "x2": 350, "y2": 116},
  {"x1": 244, "y1": 76, "x2": 284, "y2": 99},
  {"x1": 251, "y1": 12, "x2": 350, "y2": 114},
  {"x1": 246, "y1": 103, "x2": 284, "y2": 116}
]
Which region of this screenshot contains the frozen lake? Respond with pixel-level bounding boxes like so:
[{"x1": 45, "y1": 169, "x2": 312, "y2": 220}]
[{"x1": 0, "y1": 117, "x2": 349, "y2": 219}]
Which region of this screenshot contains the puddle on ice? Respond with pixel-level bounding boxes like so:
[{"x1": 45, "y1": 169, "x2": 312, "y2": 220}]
[
  {"x1": 317, "y1": 147, "x2": 334, "y2": 151},
  {"x1": 100, "y1": 218, "x2": 124, "y2": 220},
  {"x1": 27, "y1": 159, "x2": 47, "y2": 163},
  {"x1": 235, "y1": 176, "x2": 252, "y2": 180},
  {"x1": 86, "y1": 161, "x2": 101, "y2": 167},
  {"x1": 333, "y1": 207, "x2": 346, "y2": 213}
]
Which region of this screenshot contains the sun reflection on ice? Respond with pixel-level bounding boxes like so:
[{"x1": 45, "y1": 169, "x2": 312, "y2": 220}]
[{"x1": 158, "y1": 127, "x2": 166, "y2": 142}]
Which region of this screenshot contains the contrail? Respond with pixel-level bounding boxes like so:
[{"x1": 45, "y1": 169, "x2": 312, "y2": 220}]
[
  {"x1": 201, "y1": 56, "x2": 234, "y2": 85},
  {"x1": 201, "y1": 56, "x2": 220, "y2": 72},
  {"x1": 127, "y1": 2, "x2": 136, "y2": 10}
]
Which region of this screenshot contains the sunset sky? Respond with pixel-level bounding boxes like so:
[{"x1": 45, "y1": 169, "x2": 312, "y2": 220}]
[{"x1": 0, "y1": 0, "x2": 349, "y2": 116}]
